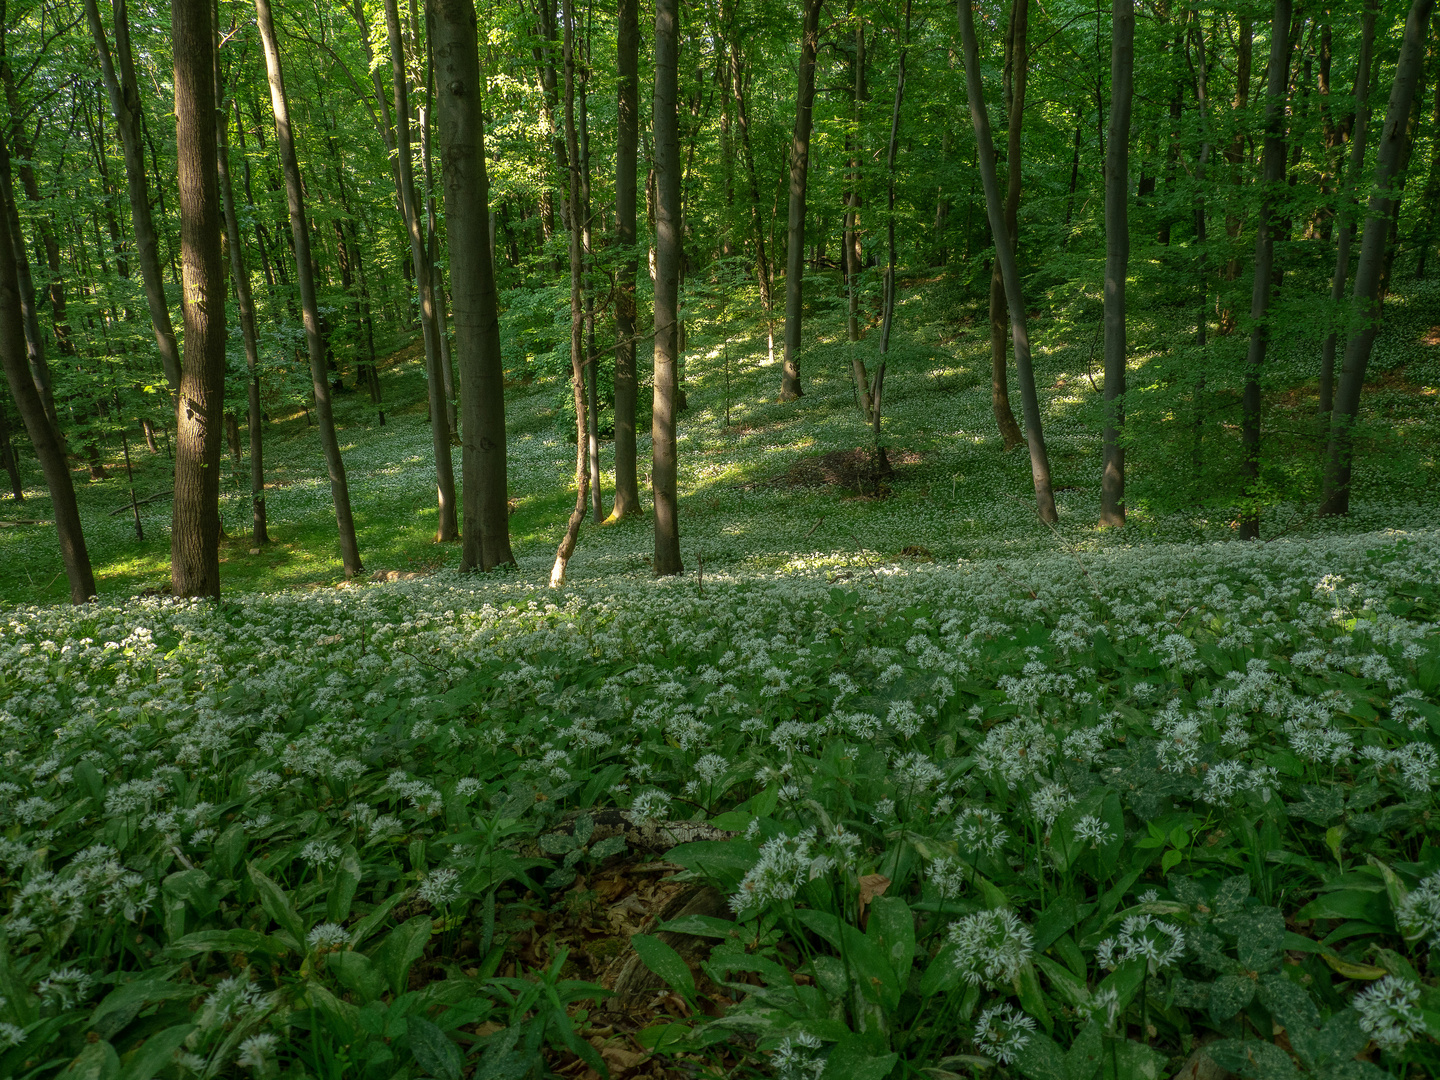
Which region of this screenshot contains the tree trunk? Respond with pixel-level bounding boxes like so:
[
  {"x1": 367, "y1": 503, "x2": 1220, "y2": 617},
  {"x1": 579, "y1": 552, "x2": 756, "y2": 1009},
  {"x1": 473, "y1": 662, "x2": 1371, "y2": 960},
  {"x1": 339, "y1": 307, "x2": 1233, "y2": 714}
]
[
  {"x1": 779, "y1": 0, "x2": 824, "y2": 401},
  {"x1": 385, "y1": 0, "x2": 457, "y2": 541},
  {"x1": 0, "y1": 194, "x2": 94, "y2": 601},
  {"x1": 1318, "y1": 0, "x2": 1376, "y2": 416},
  {"x1": 730, "y1": 43, "x2": 775, "y2": 366},
  {"x1": 429, "y1": 0, "x2": 515, "y2": 570},
  {"x1": 1321, "y1": 0, "x2": 1435, "y2": 516},
  {"x1": 872, "y1": 0, "x2": 910, "y2": 475},
  {"x1": 169, "y1": 0, "x2": 226, "y2": 597},
  {"x1": 957, "y1": 0, "x2": 1056, "y2": 523},
  {"x1": 214, "y1": 63, "x2": 267, "y2": 545},
  {"x1": 1237, "y1": 0, "x2": 1294, "y2": 541},
  {"x1": 580, "y1": 47, "x2": 602, "y2": 524},
  {"x1": 1413, "y1": 16, "x2": 1440, "y2": 279},
  {"x1": 85, "y1": 0, "x2": 184, "y2": 391},
  {"x1": 551, "y1": 0, "x2": 590, "y2": 586},
  {"x1": 0, "y1": 398, "x2": 21, "y2": 499},
  {"x1": 255, "y1": 0, "x2": 362, "y2": 576},
  {"x1": 1217, "y1": 17, "x2": 1252, "y2": 337},
  {"x1": 988, "y1": 0, "x2": 1026, "y2": 452},
  {"x1": 652, "y1": 0, "x2": 682, "y2": 574},
  {"x1": 843, "y1": 3, "x2": 872, "y2": 419},
  {"x1": 609, "y1": 0, "x2": 641, "y2": 520},
  {"x1": 0, "y1": 135, "x2": 63, "y2": 441},
  {"x1": 1100, "y1": 0, "x2": 1133, "y2": 528}
]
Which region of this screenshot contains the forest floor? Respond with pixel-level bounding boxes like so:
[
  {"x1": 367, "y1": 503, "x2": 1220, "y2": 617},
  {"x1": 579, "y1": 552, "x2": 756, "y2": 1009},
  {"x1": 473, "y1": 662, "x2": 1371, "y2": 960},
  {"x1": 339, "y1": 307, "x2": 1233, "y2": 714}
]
[{"x1": 0, "y1": 269, "x2": 1438, "y2": 602}]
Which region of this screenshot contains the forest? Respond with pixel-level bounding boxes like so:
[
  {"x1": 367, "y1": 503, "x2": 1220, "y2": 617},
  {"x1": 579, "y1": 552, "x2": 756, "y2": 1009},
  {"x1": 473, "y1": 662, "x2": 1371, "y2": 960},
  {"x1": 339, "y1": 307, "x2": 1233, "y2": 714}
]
[{"x1": 3, "y1": 0, "x2": 1440, "y2": 1075}]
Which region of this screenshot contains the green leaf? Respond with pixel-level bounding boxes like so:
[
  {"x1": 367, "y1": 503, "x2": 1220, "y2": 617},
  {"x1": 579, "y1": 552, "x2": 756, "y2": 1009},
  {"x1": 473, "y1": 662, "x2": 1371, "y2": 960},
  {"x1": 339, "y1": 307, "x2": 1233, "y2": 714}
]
[
  {"x1": 1032, "y1": 898, "x2": 1077, "y2": 954},
  {"x1": 91, "y1": 980, "x2": 196, "y2": 1026},
  {"x1": 1209, "y1": 974, "x2": 1256, "y2": 1022},
  {"x1": 866, "y1": 896, "x2": 915, "y2": 982},
  {"x1": 819, "y1": 1033, "x2": 898, "y2": 1080},
  {"x1": 163, "y1": 928, "x2": 287, "y2": 957},
  {"x1": 330, "y1": 950, "x2": 388, "y2": 1004},
  {"x1": 247, "y1": 863, "x2": 306, "y2": 945},
  {"x1": 1016, "y1": 960, "x2": 1053, "y2": 1033},
  {"x1": 1161, "y1": 848, "x2": 1183, "y2": 875},
  {"x1": 375, "y1": 915, "x2": 433, "y2": 996},
  {"x1": 1009, "y1": 1029, "x2": 1066, "y2": 1080},
  {"x1": 1207, "y1": 1039, "x2": 1301, "y2": 1080},
  {"x1": 658, "y1": 914, "x2": 740, "y2": 939},
  {"x1": 408, "y1": 1014, "x2": 463, "y2": 1080},
  {"x1": 630, "y1": 934, "x2": 696, "y2": 1002},
  {"x1": 1106, "y1": 1040, "x2": 1168, "y2": 1080},
  {"x1": 1064, "y1": 1021, "x2": 1103, "y2": 1080},
  {"x1": 57, "y1": 1040, "x2": 120, "y2": 1080},
  {"x1": 117, "y1": 1023, "x2": 193, "y2": 1080},
  {"x1": 589, "y1": 835, "x2": 628, "y2": 860},
  {"x1": 328, "y1": 847, "x2": 362, "y2": 923},
  {"x1": 1258, "y1": 973, "x2": 1319, "y2": 1034}
]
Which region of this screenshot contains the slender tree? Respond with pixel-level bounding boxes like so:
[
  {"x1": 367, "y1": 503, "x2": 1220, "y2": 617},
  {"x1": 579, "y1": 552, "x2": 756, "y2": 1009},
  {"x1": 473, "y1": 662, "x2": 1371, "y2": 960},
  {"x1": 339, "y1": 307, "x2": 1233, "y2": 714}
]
[
  {"x1": 1236, "y1": 0, "x2": 1293, "y2": 541},
  {"x1": 0, "y1": 156, "x2": 94, "y2": 602},
  {"x1": 429, "y1": 0, "x2": 515, "y2": 570},
  {"x1": 778, "y1": 0, "x2": 823, "y2": 401},
  {"x1": 1319, "y1": 0, "x2": 1376, "y2": 417},
  {"x1": 386, "y1": 0, "x2": 457, "y2": 541},
  {"x1": 255, "y1": 0, "x2": 362, "y2": 576},
  {"x1": 957, "y1": 0, "x2": 1056, "y2": 523},
  {"x1": 84, "y1": 0, "x2": 183, "y2": 391},
  {"x1": 170, "y1": 0, "x2": 226, "y2": 596},
  {"x1": 1100, "y1": 0, "x2": 1132, "y2": 527},
  {"x1": 551, "y1": 0, "x2": 589, "y2": 586},
  {"x1": 987, "y1": 0, "x2": 1025, "y2": 451},
  {"x1": 0, "y1": 139, "x2": 62, "y2": 440},
  {"x1": 214, "y1": 29, "x2": 266, "y2": 546},
  {"x1": 652, "y1": 0, "x2": 682, "y2": 573},
  {"x1": 609, "y1": 0, "x2": 641, "y2": 520},
  {"x1": 1321, "y1": 0, "x2": 1435, "y2": 516}
]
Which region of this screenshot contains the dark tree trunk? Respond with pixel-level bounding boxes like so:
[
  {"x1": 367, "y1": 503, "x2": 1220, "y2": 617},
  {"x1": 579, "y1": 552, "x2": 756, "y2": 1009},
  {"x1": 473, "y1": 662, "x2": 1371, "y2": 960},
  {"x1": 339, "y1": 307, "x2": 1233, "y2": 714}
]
[
  {"x1": 1414, "y1": 16, "x2": 1440, "y2": 280},
  {"x1": 872, "y1": 0, "x2": 911, "y2": 473},
  {"x1": 386, "y1": 0, "x2": 457, "y2": 541},
  {"x1": 579, "y1": 45, "x2": 602, "y2": 525},
  {"x1": 988, "y1": 0, "x2": 1026, "y2": 452},
  {"x1": 1318, "y1": 0, "x2": 1376, "y2": 416},
  {"x1": 730, "y1": 43, "x2": 775, "y2": 365},
  {"x1": 0, "y1": 398, "x2": 21, "y2": 499},
  {"x1": 215, "y1": 51, "x2": 267, "y2": 545},
  {"x1": 1321, "y1": 0, "x2": 1435, "y2": 516},
  {"x1": 610, "y1": 0, "x2": 641, "y2": 520},
  {"x1": 779, "y1": 0, "x2": 824, "y2": 401},
  {"x1": 1101, "y1": 0, "x2": 1133, "y2": 528},
  {"x1": 958, "y1": 0, "x2": 1056, "y2": 522},
  {"x1": 1237, "y1": 0, "x2": 1294, "y2": 541},
  {"x1": 551, "y1": 0, "x2": 589, "y2": 587},
  {"x1": 1217, "y1": 17, "x2": 1252, "y2": 337},
  {"x1": 844, "y1": 4, "x2": 872, "y2": 418},
  {"x1": 255, "y1": 0, "x2": 362, "y2": 576},
  {"x1": 0, "y1": 136, "x2": 62, "y2": 441},
  {"x1": 85, "y1": 0, "x2": 183, "y2": 390},
  {"x1": 652, "y1": 0, "x2": 682, "y2": 574},
  {"x1": 429, "y1": 0, "x2": 515, "y2": 570},
  {"x1": 169, "y1": 0, "x2": 226, "y2": 597},
  {"x1": 0, "y1": 194, "x2": 94, "y2": 601}
]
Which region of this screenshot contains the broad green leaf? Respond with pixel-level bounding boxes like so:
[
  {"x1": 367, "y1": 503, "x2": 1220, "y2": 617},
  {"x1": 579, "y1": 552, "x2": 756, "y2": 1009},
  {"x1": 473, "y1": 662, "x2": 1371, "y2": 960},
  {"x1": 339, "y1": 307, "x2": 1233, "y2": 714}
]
[
  {"x1": 1064, "y1": 1021, "x2": 1103, "y2": 1080},
  {"x1": 820, "y1": 1033, "x2": 898, "y2": 1080},
  {"x1": 866, "y1": 896, "x2": 915, "y2": 981},
  {"x1": 164, "y1": 928, "x2": 287, "y2": 957},
  {"x1": 247, "y1": 863, "x2": 306, "y2": 945},
  {"x1": 658, "y1": 914, "x2": 740, "y2": 939},
  {"x1": 631, "y1": 934, "x2": 696, "y2": 1001},
  {"x1": 375, "y1": 915, "x2": 433, "y2": 996},
  {"x1": 57, "y1": 1040, "x2": 119, "y2": 1080},
  {"x1": 1209, "y1": 974, "x2": 1256, "y2": 1022},
  {"x1": 117, "y1": 1023, "x2": 193, "y2": 1080},
  {"x1": 408, "y1": 1014, "x2": 463, "y2": 1080},
  {"x1": 327, "y1": 847, "x2": 362, "y2": 923},
  {"x1": 330, "y1": 950, "x2": 388, "y2": 1004},
  {"x1": 1009, "y1": 1028, "x2": 1066, "y2": 1080}
]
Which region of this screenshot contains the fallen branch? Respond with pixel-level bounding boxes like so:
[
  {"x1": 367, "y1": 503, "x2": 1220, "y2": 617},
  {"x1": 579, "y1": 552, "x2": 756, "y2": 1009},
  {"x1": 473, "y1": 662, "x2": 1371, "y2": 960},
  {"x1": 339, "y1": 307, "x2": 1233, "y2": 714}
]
[
  {"x1": 0, "y1": 519, "x2": 51, "y2": 527},
  {"x1": 108, "y1": 489, "x2": 172, "y2": 516}
]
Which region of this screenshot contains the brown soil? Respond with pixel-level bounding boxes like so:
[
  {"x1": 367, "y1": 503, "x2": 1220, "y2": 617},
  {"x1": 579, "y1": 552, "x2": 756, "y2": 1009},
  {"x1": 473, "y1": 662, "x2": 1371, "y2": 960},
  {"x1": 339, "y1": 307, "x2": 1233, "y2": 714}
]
[{"x1": 757, "y1": 446, "x2": 924, "y2": 494}]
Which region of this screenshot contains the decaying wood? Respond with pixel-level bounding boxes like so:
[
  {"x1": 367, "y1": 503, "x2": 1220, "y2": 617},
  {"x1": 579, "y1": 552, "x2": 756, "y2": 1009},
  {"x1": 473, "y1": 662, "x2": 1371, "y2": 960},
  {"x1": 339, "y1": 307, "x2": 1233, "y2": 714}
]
[{"x1": 604, "y1": 883, "x2": 731, "y2": 1010}]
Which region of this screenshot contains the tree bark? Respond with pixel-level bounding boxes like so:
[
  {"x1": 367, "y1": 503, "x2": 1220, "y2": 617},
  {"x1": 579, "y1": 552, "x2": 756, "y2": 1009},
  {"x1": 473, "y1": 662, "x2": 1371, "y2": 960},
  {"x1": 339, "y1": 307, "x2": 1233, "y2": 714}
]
[
  {"x1": 843, "y1": 2, "x2": 872, "y2": 419},
  {"x1": 579, "y1": 43, "x2": 602, "y2": 524},
  {"x1": 0, "y1": 192, "x2": 94, "y2": 601},
  {"x1": 0, "y1": 134, "x2": 62, "y2": 442},
  {"x1": 429, "y1": 0, "x2": 515, "y2": 570},
  {"x1": 0, "y1": 397, "x2": 21, "y2": 499},
  {"x1": 652, "y1": 0, "x2": 682, "y2": 574},
  {"x1": 1318, "y1": 0, "x2": 1376, "y2": 416},
  {"x1": 1237, "y1": 0, "x2": 1294, "y2": 541},
  {"x1": 730, "y1": 42, "x2": 775, "y2": 365},
  {"x1": 255, "y1": 0, "x2": 362, "y2": 576},
  {"x1": 1217, "y1": 17, "x2": 1252, "y2": 337},
  {"x1": 551, "y1": 0, "x2": 589, "y2": 587},
  {"x1": 957, "y1": 0, "x2": 1056, "y2": 523},
  {"x1": 386, "y1": 0, "x2": 457, "y2": 541},
  {"x1": 779, "y1": 0, "x2": 824, "y2": 401},
  {"x1": 215, "y1": 24, "x2": 267, "y2": 546},
  {"x1": 169, "y1": 0, "x2": 226, "y2": 597},
  {"x1": 609, "y1": 0, "x2": 641, "y2": 520},
  {"x1": 987, "y1": 0, "x2": 1026, "y2": 452},
  {"x1": 872, "y1": 0, "x2": 910, "y2": 474},
  {"x1": 85, "y1": 0, "x2": 183, "y2": 390},
  {"x1": 1320, "y1": 0, "x2": 1435, "y2": 516},
  {"x1": 1100, "y1": 0, "x2": 1133, "y2": 528}
]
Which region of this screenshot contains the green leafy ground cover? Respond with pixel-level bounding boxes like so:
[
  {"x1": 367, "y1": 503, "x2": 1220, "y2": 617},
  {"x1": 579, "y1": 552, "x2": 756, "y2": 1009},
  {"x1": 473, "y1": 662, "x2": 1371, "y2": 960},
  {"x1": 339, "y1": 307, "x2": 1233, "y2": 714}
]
[
  {"x1": 3, "y1": 275, "x2": 1440, "y2": 1077},
  {"x1": 3, "y1": 530, "x2": 1440, "y2": 1077}
]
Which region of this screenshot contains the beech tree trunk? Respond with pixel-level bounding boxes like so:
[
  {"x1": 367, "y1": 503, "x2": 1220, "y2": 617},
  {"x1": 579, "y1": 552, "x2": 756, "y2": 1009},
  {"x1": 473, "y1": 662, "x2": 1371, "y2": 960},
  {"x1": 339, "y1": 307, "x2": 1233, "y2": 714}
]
[
  {"x1": 609, "y1": 0, "x2": 641, "y2": 520},
  {"x1": 652, "y1": 0, "x2": 682, "y2": 574},
  {"x1": 85, "y1": 0, "x2": 183, "y2": 391},
  {"x1": 0, "y1": 398, "x2": 21, "y2": 499},
  {"x1": 988, "y1": 0, "x2": 1026, "y2": 451},
  {"x1": 1321, "y1": 0, "x2": 1435, "y2": 516},
  {"x1": 1100, "y1": 0, "x2": 1133, "y2": 528},
  {"x1": 386, "y1": 0, "x2": 457, "y2": 541},
  {"x1": 214, "y1": 23, "x2": 267, "y2": 546},
  {"x1": 957, "y1": 0, "x2": 1056, "y2": 523},
  {"x1": 169, "y1": 0, "x2": 226, "y2": 597},
  {"x1": 730, "y1": 42, "x2": 775, "y2": 366},
  {"x1": 0, "y1": 143, "x2": 62, "y2": 441},
  {"x1": 551, "y1": 0, "x2": 589, "y2": 587},
  {"x1": 255, "y1": 0, "x2": 362, "y2": 576},
  {"x1": 429, "y1": 0, "x2": 515, "y2": 570},
  {"x1": 844, "y1": 6, "x2": 872, "y2": 419},
  {"x1": 1318, "y1": 0, "x2": 1376, "y2": 416},
  {"x1": 1237, "y1": 0, "x2": 1294, "y2": 541},
  {"x1": 779, "y1": 0, "x2": 823, "y2": 401},
  {"x1": 0, "y1": 199, "x2": 94, "y2": 601}
]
